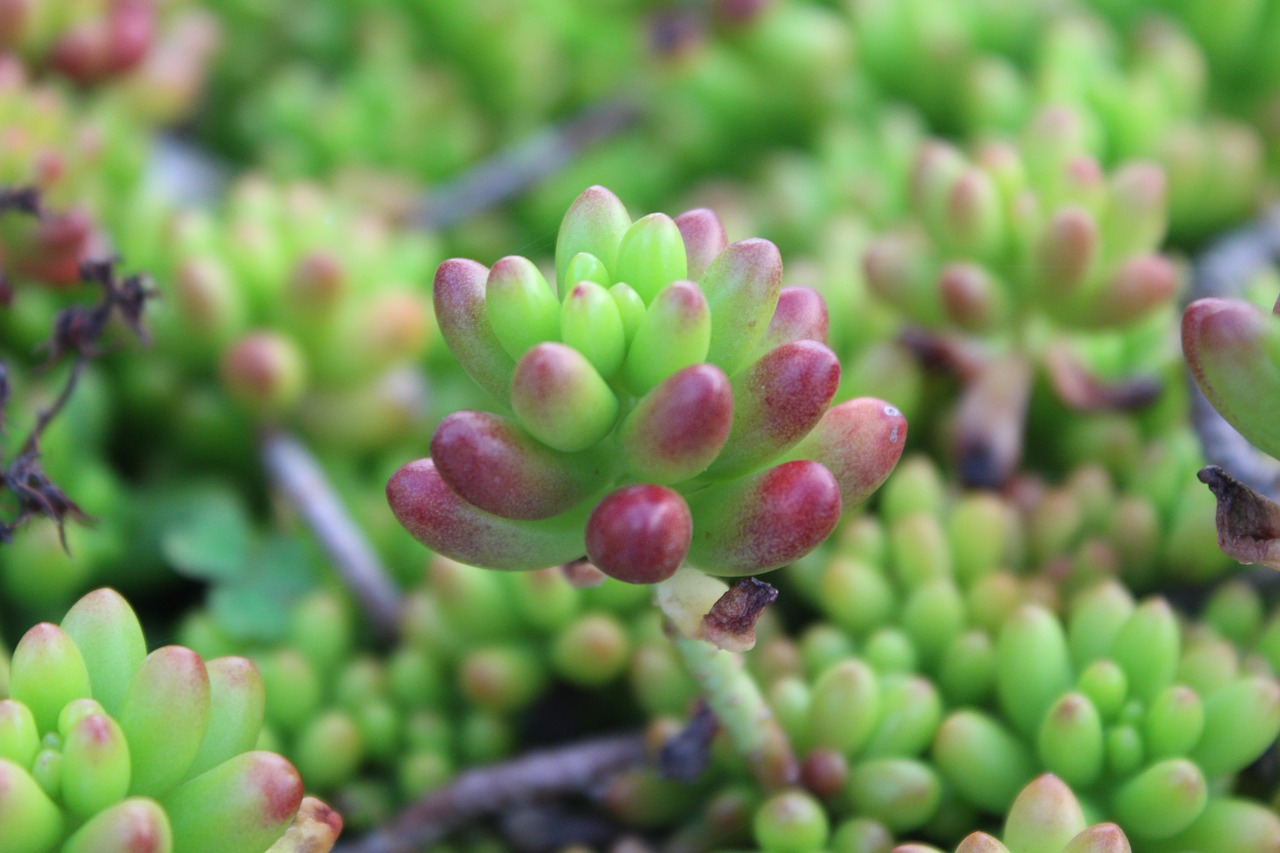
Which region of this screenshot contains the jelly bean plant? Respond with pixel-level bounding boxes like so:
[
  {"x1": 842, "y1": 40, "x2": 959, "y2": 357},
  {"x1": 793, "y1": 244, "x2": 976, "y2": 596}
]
[
  {"x1": 0, "y1": 586, "x2": 341, "y2": 853},
  {"x1": 863, "y1": 106, "x2": 1179, "y2": 487},
  {"x1": 387, "y1": 185, "x2": 907, "y2": 782}
]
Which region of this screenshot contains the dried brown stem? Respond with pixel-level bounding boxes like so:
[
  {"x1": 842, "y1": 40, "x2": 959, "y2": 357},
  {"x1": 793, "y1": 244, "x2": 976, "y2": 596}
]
[
  {"x1": 332, "y1": 732, "x2": 650, "y2": 853},
  {"x1": 1198, "y1": 466, "x2": 1280, "y2": 570},
  {"x1": 411, "y1": 97, "x2": 641, "y2": 231},
  {"x1": 700, "y1": 577, "x2": 778, "y2": 652},
  {"x1": 2, "y1": 234, "x2": 152, "y2": 546},
  {"x1": 259, "y1": 430, "x2": 402, "y2": 641},
  {"x1": 19, "y1": 354, "x2": 87, "y2": 457}
]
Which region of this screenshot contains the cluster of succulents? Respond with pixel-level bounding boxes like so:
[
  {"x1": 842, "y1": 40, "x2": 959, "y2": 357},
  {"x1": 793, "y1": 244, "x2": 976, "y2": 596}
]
[
  {"x1": 848, "y1": 1, "x2": 1266, "y2": 239},
  {"x1": 0, "y1": 0, "x2": 218, "y2": 126},
  {"x1": 753, "y1": 774, "x2": 1136, "y2": 853},
  {"x1": 109, "y1": 176, "x2": 439, "y2": 462},
  {"x1": 5, "y1": 1, "x2": 1280, "y2": 853},
  {"x1": 174, "y1": 560, "x2": 667, "y2": 833}
]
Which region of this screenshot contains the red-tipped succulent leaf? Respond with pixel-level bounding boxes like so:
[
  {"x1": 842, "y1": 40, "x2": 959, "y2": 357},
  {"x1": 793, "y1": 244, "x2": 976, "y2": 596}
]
[
  {"x1": 1183, "y1": 297, "x2": 1280, "y2": 460},
  {"x1": 586, "y1": 485, "x2": 693, "y2": 584},
  {"x1": 688, "y1": 460, "x2": 842, "y2": 576},
  {"x1": 387, "y1": 458, "x2": 585, "y2": 570},
  {"x1": 432, "y1": 411, "x2": 611, "y2": 520}
]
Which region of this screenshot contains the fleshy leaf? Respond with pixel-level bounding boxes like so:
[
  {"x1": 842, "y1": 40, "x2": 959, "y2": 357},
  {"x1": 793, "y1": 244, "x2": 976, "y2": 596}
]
[
  {"x1": 622, "y1": 280, "x2": 711, "y2": 395},
  {"x1": 783, "y1": 397, "x2": 907, "y2": 508},
  {"x1": 675, "y1": 207, "x2": 728, "y2": 281},
  {"x1": 1001, "y1": 774, "x2": 1086, "y2": 853},
  {"x1": 699, "y1": 238, "x2": 783, "y2": 375},
  {"x1": 585, "y1": 485, "x2": 692, "y2": 585},
  {"x1": 688, "y1": 460, "x2": 841, "y2": 576},
  {"x1": 754, "y1": 286, "x2": 829, "y2": 354},
  {"x1": 433, "y1": 411, "x2": 611, "y2": 520},
  {"x1": 561, "y1": 280, "x2": 627, "y2": 378},
  {"x1": 555, "y1": 186, "x2": 632, "y2": 290},
  {"x1": 433, "y1": 258, "x2": 516, "y2": 406},
  {"x1": 614, "y1": 212, "x2": 688, "y2": 305},
  {"x1": 485, "y1": 255, "x2": 561, "y2": 360},
  {"x1": 387, "y1": 459, "x2": 586, "y2": 571},
  {"x1": 620, "y1": 363, "x2": 733, "y2": 484},
  {"x1": 511, "y1": 342, "x2": 620, "y2": 452},
  {"x1": 708, "y1": 340, "x2": 840, "y2": 478},
  {"x1": 1183, "y1": 298, "x2": 1280, "y2": 459}
]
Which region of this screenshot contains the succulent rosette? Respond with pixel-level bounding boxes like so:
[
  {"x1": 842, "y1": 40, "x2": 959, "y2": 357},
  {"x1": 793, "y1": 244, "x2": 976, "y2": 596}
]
[
  {"x1": 862, "y1": 107, "x2": 1181, "y2": 487},
  {"x1": 388, "y1": 186, "x2": 906, "y2": 586},
  {"x1": 102, "y1": 177, "x2": 440, "y2": 463},
  {"x1": 0, "y1": 587, "x2": 339, "y2": 852},
  {"x1": 848, "y1": 3, "x2": 1265, "y2": 240}
]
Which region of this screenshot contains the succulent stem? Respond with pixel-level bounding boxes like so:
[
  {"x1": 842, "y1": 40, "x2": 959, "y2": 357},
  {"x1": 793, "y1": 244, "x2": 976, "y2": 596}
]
[{"x1": 671, "y1": 633, "x2": 798, "y2": 791}]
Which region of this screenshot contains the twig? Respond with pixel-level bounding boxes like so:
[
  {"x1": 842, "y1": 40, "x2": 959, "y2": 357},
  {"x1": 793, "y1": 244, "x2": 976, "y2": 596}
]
[
  {"x1": 411, "y1": 97, "x2": 641, "y2": 231},
  {"x1": 1187, "y1": 205, "x2": 1280, "y2": 501},
  {"x1": 332, "y1": 732, "x2": 649, "y2": 853},
  {"x1": 657, "y1": 700, "x2": 718, "y2": 783},
  {"x1": 143, "y1": 134, "x2": 230, "y2": 210},
  {"x1": 259, "y1": 430, "x2": 403, "y2": 641},
  {"x1": 1, "y1": 200, "x2": 154, "y2": 546},
  {"x1": 20, "y1": 354, "x2": 87, "y2": 457},
  {"x1": 499, "y1": 804, "x2": 626, "y2": 853}
]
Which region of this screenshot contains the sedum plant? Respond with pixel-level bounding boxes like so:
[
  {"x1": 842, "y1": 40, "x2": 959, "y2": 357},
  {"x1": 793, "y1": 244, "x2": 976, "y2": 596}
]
[
  {"x1": 0, "y1": 587, "x2": 337, "y2": 852},
  {"x1": 110, "y1": 177, "x2": 440, "y2": 464},
  {"x1": 863, "y1": 108, "x2": 1179, "y2": 487},
  {"x1": 927, "y1": 585, "x2": 1280, "y2": 848},
  {"x1": 388, "y1": 185, "x2": 907, "y2": 590},
  {"x1": 386, "y1": 185, "x2": 907, "y2": 791}
]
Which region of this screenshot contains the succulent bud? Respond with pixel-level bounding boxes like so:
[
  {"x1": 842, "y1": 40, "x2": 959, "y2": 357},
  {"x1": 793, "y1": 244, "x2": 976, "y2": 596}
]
[{"x1": 220, "y1": 332, "x2": 306, "y2": 419}]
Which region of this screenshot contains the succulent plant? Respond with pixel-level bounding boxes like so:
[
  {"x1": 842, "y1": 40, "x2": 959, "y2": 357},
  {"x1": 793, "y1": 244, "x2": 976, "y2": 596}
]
[
  {"x1": 7, "y1": 4, "x2": 1280, "y2": 852},
  {"x1": 862, "y1": 108, "x2": 1179, "y2": 487},
  {"x1": 99, "y1": 176, "x2": 443, "y2": 469},
  {"x1": 930, "y1": 588, "x2": 1280, "y2": 844},
  {"x1": 388, "y1": 185, "x2": 906, "y2": 586},
  {"x1": 0, "y1": 587, "x2": 338, "y2": 852}
]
